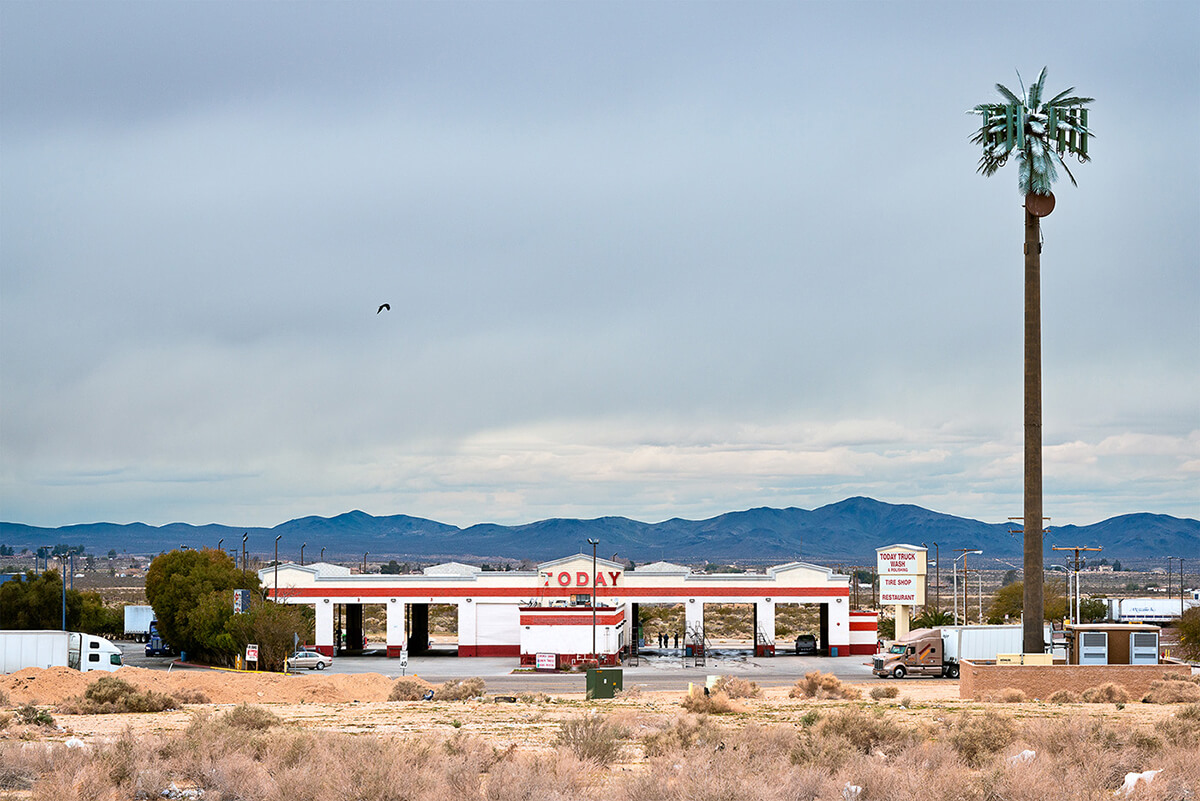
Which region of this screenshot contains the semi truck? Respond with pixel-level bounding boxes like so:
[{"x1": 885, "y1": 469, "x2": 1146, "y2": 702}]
[
  {"x1": 1, "y1": 630, "x2": 124, "y2": 674},
  {"x1": 144, "y1": 620, "x2": 175, "y2": 657},
  {"x1": 872, "y1": 625, "x2": 1041, "y2": 679},
  {"x1": 123, "y1": 605, "x2": 155, "y2": 642}
]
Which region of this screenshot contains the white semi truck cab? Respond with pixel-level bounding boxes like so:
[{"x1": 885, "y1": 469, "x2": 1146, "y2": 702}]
[{"x1": 1, "y1": 630, "x2": 124, "y2": 673}]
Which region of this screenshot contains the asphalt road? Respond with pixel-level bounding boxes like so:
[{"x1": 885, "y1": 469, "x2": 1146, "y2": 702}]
[{"x1": 118, "y1": 642, "x2": 951, "y2": 692}]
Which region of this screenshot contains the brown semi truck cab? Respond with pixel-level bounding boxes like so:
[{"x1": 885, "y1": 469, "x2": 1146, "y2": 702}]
[{"x1": 872, "y1": 628, "x2": 956, "y2": 679}]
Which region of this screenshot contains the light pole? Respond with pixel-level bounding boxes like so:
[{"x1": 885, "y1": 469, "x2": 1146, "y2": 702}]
[
  {"x1": 933, "y1": 542, "x2": 940, "y2": 614},
  {"x1": 363, "y1": 552, "x2": 369, "y2": 574},
  {"x1": 953, "y1": 550, "x2": 982, "y2": 625},
  {"x1": 242, "y1": 533, "x2": 248, "y2": 573},
  {"x1": 218, "y1": 537, "x2": 224, "y2": 555},
  {"x1": 320, "y1": 547, "x2": 325, "y2": 562},
  {"x1": 587, "y1": 538, "x2": 599, "y2": 660},
  {"x1": 301, "y1": 543, "x2": 306, "y2": 566},
  {"x1": 274, "y1": 535, "x2": 282, "y2": 602},
  {"x1": 60, "y1": 554, "x2": 66, "y2": 630}
]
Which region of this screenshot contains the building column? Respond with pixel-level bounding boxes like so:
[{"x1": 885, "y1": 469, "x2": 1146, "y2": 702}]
[
  {"x1": 755, "y1": 600, "x2": 776, "y2": 656},
  {"x1": 685, "y1": 598, "x2": 704, "y2": 642},
  {"x1": 457, "y1": 601, "x2": 478, "y2": 657},
  {"x1": 315, "y1": 598, "x2": 334, "y2": 657},
  {"x1": 828, "y1": 595, "x2": 851, "y2": 655},
  {"x1": 386, "y1": 599, "x2": 406, "y2": 657}
]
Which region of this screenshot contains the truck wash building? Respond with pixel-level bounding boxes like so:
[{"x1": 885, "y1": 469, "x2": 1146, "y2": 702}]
[{"x1": 259, "y1": 554, "x2": 875, "y2": 661}]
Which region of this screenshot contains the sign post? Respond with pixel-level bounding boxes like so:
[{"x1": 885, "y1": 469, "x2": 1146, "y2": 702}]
[
  {"x1": 876, "y1": 545, "x2": 927, "y2": 640},
  {"x1": 246, "y1": 644, "x2": 259, "y2": 671}
]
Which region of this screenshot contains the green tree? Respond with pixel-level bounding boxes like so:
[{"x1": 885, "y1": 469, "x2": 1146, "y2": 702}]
[
  {"x1": 970, "y1": 68, "x2": 1093, "y2": 654},
  {"x1": 0, "y1": 570, "x2": 121, "y2": 634},
  {"x1": 987, "y1": 579, "x2": 1067, "y2": 624},
  {"x1": 380, "y1": 560, "x2": 403, "y2": 575},
  {"x1": 144, "y1": 548, "x2": 259, "y2": 664},
  {"x1": 225, "y1": 599, "x2": 312, "y2": 672},
  {"x1": 912, "y1": 608, "x2": 954, "y2": 628},
  {"x1": 1078, "y1": 598, "x2": 1108, "y2": 623},
  {"x1": 1174, "y1": 607, "x2": 1200, "y2": 661},
  {"x1": 1112, "y1": 559, "x2": 1122, "y2": 572}
]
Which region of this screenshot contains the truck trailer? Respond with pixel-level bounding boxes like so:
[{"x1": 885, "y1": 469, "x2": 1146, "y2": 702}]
[
  {"x1": 1, "y1": 630, "x2": 124, "y2": 674},
  {"x1": 123, "y1": 605, "x2": 155, "y2": 642},
  {"x1": 872, "y1": 625, "x2": 1038, "y2": 679}
]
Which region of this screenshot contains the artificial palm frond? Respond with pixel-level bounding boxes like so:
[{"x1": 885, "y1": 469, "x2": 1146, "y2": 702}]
[{"x1": 969, "y1": 67, "x2": 1093, "y2": 194}]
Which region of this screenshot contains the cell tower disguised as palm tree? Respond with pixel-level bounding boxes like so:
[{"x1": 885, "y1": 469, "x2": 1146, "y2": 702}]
[{"x1": 969, "y1": 68, "x2": 1093, "y2": 654}]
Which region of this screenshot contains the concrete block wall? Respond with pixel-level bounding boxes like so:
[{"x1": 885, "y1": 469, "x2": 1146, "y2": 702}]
[{"x1": 959, "y1": 660, "x2": 1192, "y2": 700}]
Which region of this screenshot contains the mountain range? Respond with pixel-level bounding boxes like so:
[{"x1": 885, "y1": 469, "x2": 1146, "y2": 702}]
[{"x1": 2, "y1": 498, "x2": 1196, "y2": 568}]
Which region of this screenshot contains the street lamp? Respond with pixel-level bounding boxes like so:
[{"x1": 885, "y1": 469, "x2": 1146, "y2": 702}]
[
  {"x1": 242, "y1": 533, "x2": 248, "y2": 573},
  {"x1": 363, "y1": 552, "x2": 369, "y2": 574},
  {"x1": 587, "y1": 538, "x2": 599, "y2": 660},
  {"x1": 320, "y1": 547, "x2": 325, "y2": 562},
  {"x1": 218, "y1": 537, "x2": 224, "y2": 555},
  {"x1": 60, "y1": 554, "x2": 66, "y2": 630},
  {"x1": 953, "y1": 550, "x2": 982, "y2": 625},
  {"x1": 933, "y1": 543, "x2": 940, "y2": 613},
  {"x1": 301, "y1": 543, "x2": 306, "y2": 566},
  {"x1": 274, "y1": 535, "x2": 282, "y2": 602}
]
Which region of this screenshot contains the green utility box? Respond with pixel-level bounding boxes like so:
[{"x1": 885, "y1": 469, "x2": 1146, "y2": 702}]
[{"x1": 586, "y1": 668, "x2": 623, "y2": 699}]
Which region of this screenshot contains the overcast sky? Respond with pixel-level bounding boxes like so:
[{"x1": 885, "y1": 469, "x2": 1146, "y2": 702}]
[{"x1": 2, "y1": 1, "x2": 1197, "y2": 531}]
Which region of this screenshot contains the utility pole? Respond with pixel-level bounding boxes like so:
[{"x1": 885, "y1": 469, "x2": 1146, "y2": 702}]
[
  {"x1": 954, "y1": 549, "x2": 982, "y2": 625},
  {"x1": 933, "y1": 542, "x2": 940, "y2": 614},
  {"x1": 1052, "y1": 545, "x2": 1102, "y2": 624},
  {"x1": 242, "y1": 533, "x2": 248, "y2": 573},
  {"x1": 274, "y1": 535, "x2": 282, "y2": 602},
  {"x1": 587, "y1": 538, "x2": 599, "y2": 660}
]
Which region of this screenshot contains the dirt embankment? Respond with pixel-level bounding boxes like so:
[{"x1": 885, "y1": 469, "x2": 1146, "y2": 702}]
[{"x1": 0, "y1": 665, "x2": 395, "y2": 706}]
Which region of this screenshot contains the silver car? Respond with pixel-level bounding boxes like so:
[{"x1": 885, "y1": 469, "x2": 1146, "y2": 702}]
[{"x1": 288, "y1": 650, "x2": 333, "y2": 670}]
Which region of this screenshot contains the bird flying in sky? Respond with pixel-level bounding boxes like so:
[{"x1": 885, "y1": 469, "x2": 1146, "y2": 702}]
[{"x1": 377, "y1": 303, "x2": 390, "y2": 314}]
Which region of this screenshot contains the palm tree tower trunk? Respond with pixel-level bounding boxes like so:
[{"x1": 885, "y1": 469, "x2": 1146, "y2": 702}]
[{"x1": 1023, "y1": 206, "x2": 1045, "y2": 653}]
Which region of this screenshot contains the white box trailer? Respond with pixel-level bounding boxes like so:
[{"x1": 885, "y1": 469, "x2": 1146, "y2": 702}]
[
  {"x1": 1, "y1": 630, "x2": 124, "y2": 674},
  {"x1": 873, "y1": 624, "x2": 1049, "y2": 679},
  {"x1": 123, "y1": 605, "x2": 155, "y2": 642}
]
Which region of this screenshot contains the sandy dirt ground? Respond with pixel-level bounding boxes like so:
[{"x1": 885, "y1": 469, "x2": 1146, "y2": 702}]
[{"x1": 1, "y1": 665, "x2": 1186, "y2": 755}]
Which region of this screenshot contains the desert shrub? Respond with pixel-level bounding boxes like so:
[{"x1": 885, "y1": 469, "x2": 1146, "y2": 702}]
[
  {"x1": 388, "y1": 676, "x2": 434, "y2": 701},
  {"x1": 817, "y1": 706, "x2": 916, "y2": 755},
  {"x1": 1142, "y1": 679, "x2": 1200, "y2": 704},
  {"x1": 14, "y1": 704, "x2": 54, "y2": 727},
  {"x1": 681, "y1": 686, "x2": 741, "y2": 714},
  {"x1": 62, "y1": 676, "x2": 178, "y2": 714},
  {"x1": 0, "y1": 711, "x2": 10, "y2": 729},
  {"x1": 437, "y1": 677, "x2": 486, "y2": 701},
  {"x1": 946, "y1": 711, "x2": 1015, "y2": 766},
  {"x1": 789, "y1": 670, "x2": 862, "y2": 700},
  {"x1": 994, "y1": 687, "x2": 1027, "y2": 703},
  {"x1": 1080, "y1": 682, "x2": 1130, "y2": 704},
  {"x1": 554, "y1": 713, "x2": 627, "y2": 766},
  {"x1": 711, "y1": 675, "x2": 761, "y2": 699},
  {"x1": 1156, "y1": 702, "x2": 1200, "y2": 741},
  {"x1": 220, "y1": 704, "x2": 281, "y2": 730},
  {"x1": 1158, "y1": 671, "x2": 1200, "y2": 684},
  {"x1": 517, "y1": 691, "x2": 551, "y2": 704},
  {"x1": 0, "y1": 688, "x2": 7, "y2": 706},
  {"x1": 789, "y1": 728, "x2": 856, "y2": 771},
  {"x1": 170, "y1": 688, "x2": 211, "y2": 705},
  {"x1": 1047, "y1": 689, "x2": 1080, "y2": 704},
  {"x1": 641, "y1": 714, "x2": 724, "y2": 757},
  {"x1": 870, "y1": 685, "x2": 899, "y2": 700},
  {"x1": 898, "y1": 695, "x2": 912, "y2": 708},
  {"x1": 612, "y1": 685, "x2": 642, "y2": 699}
]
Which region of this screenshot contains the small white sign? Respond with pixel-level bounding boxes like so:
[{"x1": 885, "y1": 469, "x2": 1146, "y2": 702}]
[
  {"x1": 535, "y1": 652, "x2": 557, "y2": 671},
  {"x1": 246, "y1": 644, "x2": 259, "y2": 663},
  {"x1": 399, "y1": 651, "x2": 408, "y2": 668}
]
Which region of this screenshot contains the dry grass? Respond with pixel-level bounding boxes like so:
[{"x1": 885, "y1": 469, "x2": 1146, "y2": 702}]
[
  {"x1": 59, "y1": 675, "x2": 180, "y2": 714},
  {"x1": 1048, "y1": 689, "x2": 1081, "y2": 704},
  {"x1": 554, "y1": 713, "x2": 628, "y2": 765},
  {"x1": 869, "y1": 685, "x2": 899, "y2": 700},
  {"x1": 680, "y1": 686, "x2": 743, "y2": 714},
  {"x1": 989, "y1": 687, "x2": 1028, "y2": 703},
  {"x1": 1142, "y1": 679, "x2": 1200, "y2": 704},
  {"x1": 788, "y1": 670, "x2": 862, "y2": 700},
  {"x1": 711, "y1": 675, "x2": 761, "y2": 699},
  {"x1": 7, "y1": 695, "x2": 1200, "y2": 801},
  {"x1": 1080, "y1": 682, "x2": 1131, "y2": 704},
  {"x1": 388, "y1": 676, "x2": 434, "y2": 701}
]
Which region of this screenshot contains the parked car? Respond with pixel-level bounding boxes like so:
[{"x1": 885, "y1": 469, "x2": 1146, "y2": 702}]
[
  {"x1": 288, "y1": 650, "x2": 333, "y2": 670},
  {"x1": 794, "y1": 634, "x2": 818, "y2": 655}
]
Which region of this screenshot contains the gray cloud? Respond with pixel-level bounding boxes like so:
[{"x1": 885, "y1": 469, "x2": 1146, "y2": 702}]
[{"x1": 2, "y1": 2, "x2": 1196, "y2": 529}]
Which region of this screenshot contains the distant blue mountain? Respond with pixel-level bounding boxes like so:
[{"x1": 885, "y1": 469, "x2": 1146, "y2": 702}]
[{"x1": 1, "y1": 498, "x2": 1195, "y2": 566}]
